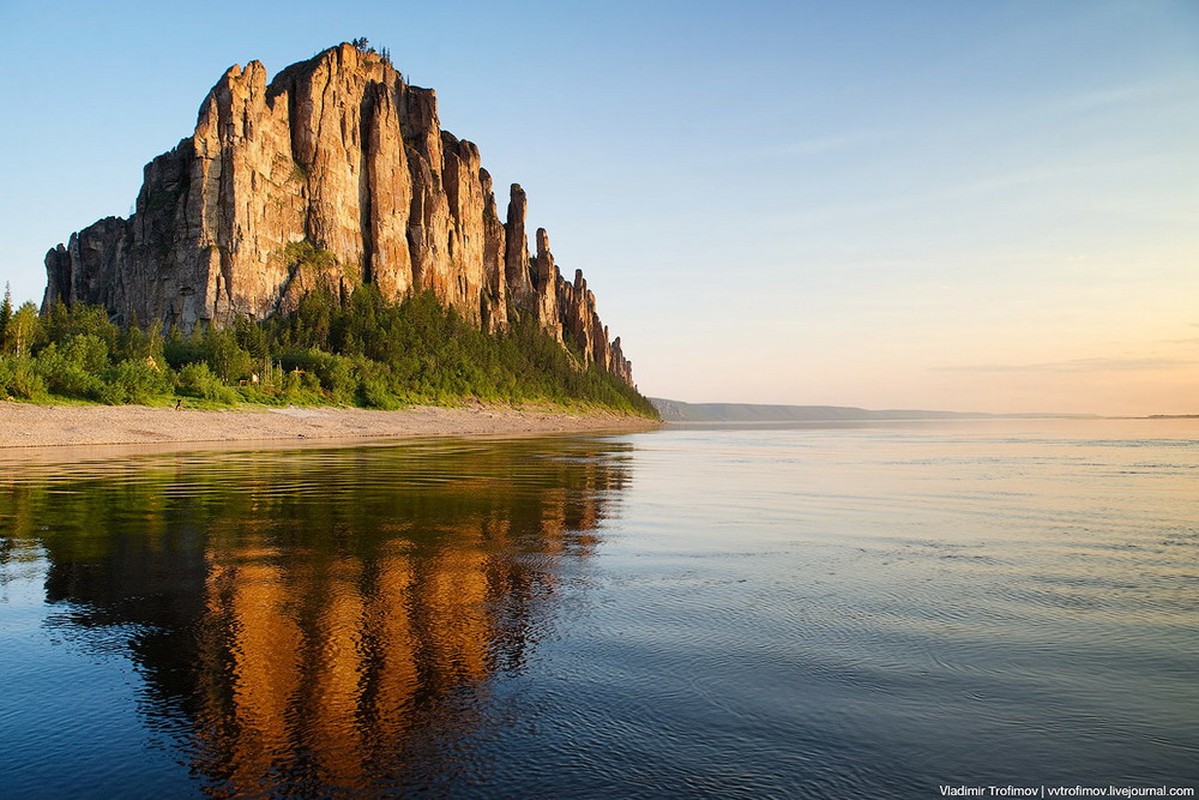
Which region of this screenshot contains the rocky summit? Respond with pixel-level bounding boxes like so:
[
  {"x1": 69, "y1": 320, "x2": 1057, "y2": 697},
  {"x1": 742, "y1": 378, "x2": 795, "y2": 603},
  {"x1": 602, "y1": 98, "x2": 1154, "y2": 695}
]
[{"x1": 43, "y1": 43, "x2": 633, "y2": 385}]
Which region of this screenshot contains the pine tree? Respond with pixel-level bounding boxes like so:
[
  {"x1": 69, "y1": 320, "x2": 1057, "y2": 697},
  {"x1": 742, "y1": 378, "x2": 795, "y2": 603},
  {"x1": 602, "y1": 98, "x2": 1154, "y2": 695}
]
[{"x1": 0, "y1": 283, "x2": 11, "y2": 346}]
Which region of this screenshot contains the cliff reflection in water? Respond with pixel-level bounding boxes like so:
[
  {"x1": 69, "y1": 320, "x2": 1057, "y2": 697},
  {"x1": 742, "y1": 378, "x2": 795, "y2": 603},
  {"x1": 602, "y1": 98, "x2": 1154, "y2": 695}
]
[{"x1": 3, "y1": 437, "x2": 631, "y2": 796}]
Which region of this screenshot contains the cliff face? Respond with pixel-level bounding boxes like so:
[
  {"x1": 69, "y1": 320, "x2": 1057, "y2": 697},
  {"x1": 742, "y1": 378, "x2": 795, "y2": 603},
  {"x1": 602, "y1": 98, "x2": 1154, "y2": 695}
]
[{"x1": 43, "y1": 43, "x2": 633, "y2": 385}]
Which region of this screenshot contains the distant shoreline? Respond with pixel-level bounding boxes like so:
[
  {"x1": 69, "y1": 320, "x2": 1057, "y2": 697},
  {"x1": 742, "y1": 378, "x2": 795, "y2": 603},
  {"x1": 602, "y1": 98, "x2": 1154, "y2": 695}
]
[
  {"x1": 0, "y1": 401, "x2": 659, "y2": 451},
  {"x1": 647, "y1": 397, "x2": 1107, "y2": 424},
  {"x1": 658, "y1": 415, "x2": 1183, "y2": 427}
]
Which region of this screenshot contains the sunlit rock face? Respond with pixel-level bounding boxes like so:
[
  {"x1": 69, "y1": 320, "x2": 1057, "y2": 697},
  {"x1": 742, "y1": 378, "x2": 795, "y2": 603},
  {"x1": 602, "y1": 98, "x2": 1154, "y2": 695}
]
[{"x1": 42, "y1": 43, "x2": 633, "y2": 385}]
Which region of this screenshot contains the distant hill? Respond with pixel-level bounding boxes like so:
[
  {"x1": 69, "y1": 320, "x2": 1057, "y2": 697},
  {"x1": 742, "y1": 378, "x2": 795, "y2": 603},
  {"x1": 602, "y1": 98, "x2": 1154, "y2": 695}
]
[{"x1": 650, "y1": 398, "x2": 1003, "y2": 423}]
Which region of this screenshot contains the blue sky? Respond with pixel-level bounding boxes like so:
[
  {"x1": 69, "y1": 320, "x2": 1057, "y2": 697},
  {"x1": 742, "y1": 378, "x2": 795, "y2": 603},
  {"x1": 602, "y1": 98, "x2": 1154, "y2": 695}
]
[{"x1": 1, "y1": 1, "x2": 1196, "y2": 414}]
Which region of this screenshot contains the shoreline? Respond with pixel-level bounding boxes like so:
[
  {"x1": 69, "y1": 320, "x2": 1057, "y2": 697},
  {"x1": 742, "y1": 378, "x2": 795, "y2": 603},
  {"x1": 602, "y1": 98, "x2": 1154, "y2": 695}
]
[{"x1": 0, "y1": 401, "x2": 660, "y2": 452}]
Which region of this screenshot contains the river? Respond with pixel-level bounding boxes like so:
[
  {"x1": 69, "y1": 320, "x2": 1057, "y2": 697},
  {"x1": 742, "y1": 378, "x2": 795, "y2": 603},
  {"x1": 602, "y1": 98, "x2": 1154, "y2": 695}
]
[{"x1": 1, "y1": 419, "x2": 1196, "y2": 798}]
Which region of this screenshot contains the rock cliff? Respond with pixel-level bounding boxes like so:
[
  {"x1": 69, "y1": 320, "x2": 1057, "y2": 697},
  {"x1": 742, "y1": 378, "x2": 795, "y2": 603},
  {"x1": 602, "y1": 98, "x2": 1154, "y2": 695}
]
[{"x1": 43, "y1": 43, "x2": 633, "y2": 385}]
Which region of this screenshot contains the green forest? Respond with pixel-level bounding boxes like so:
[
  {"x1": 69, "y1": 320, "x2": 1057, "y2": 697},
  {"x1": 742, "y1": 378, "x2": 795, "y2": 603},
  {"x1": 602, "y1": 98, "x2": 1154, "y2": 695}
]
[{"x1": 0, "y1": 285, "x2": 658, "y2": 418}]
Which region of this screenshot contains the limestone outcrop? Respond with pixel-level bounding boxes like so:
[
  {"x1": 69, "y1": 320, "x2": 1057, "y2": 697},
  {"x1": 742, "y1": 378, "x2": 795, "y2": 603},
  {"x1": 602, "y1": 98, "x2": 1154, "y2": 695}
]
[{"x1": 43, "y1": 43, "x2": 633, "y2": 385}]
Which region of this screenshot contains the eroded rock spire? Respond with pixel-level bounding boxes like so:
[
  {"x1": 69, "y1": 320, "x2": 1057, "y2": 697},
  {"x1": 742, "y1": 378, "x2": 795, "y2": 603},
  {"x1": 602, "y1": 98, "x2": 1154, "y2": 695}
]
[{"x1": 43, "y1": 43, "x2": 634, "y2": 385}]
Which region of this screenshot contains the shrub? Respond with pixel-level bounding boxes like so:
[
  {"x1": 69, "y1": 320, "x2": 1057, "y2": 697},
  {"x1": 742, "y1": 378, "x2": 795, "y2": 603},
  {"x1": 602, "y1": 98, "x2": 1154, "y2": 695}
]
[
  {"x1": 0, "y1": 355, "x2": 47, "y2": 400},
  {"x1": 34, "y1": 341, "x2": 106, "y2": 400},
  {"x1": 177, "y1": 362, "x2": 238, "y2": 404},
  {"x1": 100, "y1": 359, "x2": 172, "y2": 405}
]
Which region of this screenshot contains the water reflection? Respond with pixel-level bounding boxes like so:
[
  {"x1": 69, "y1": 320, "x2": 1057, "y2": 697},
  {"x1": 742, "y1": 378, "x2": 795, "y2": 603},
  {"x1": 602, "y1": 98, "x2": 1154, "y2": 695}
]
[{"x1": 1, "y1": 438, "x2": 631, "y2": 797}]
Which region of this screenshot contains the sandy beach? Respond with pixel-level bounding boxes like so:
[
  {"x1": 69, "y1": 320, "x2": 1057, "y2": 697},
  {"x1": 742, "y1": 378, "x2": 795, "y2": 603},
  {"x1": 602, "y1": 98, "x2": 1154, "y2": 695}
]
[{"x1": 0, "y1": 401, "x2": 659, "y2": 451}]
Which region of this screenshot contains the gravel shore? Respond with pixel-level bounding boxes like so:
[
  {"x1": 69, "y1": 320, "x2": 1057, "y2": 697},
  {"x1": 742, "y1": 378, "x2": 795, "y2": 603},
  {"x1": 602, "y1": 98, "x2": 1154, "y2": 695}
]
[{"x1": 0, "y1": 401, "x2": 659, "y2": 452}]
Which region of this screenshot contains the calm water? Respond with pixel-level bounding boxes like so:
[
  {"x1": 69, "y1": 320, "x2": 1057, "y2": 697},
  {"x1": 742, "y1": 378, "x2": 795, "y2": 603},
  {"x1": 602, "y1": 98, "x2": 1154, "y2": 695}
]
[{"x1": 1, "y1": 420, "x2": 1196, "y2": 798}]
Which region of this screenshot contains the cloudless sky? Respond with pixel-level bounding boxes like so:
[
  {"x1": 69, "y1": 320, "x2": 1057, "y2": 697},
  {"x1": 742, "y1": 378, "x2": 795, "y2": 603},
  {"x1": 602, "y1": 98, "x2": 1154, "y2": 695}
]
[{"x1": 1, "y1": 0, "x2": 1196, "y2": 415}]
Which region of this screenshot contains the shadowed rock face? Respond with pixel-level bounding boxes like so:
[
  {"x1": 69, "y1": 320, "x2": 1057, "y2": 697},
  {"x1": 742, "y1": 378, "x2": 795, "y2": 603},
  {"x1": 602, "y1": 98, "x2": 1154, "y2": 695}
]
[{"x1": 43, "y1": 43, "x2": 633, "y2": 386}]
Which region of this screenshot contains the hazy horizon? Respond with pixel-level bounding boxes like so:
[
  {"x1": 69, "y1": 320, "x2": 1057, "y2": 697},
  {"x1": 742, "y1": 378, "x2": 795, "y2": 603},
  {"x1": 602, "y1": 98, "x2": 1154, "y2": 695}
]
[
  {"x1": 1, "y1": 1, "x2": 1195, "y2": 417},
  {"x1": 649, "y1": 396, "x2": 1112, "y2": 419}
]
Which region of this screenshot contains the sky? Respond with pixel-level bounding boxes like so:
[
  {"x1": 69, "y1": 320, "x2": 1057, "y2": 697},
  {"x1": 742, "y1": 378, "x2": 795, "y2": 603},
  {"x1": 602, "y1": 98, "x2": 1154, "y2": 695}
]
[{"x1": 0, "y1": 0, "x2": 1196, "y2": 416}]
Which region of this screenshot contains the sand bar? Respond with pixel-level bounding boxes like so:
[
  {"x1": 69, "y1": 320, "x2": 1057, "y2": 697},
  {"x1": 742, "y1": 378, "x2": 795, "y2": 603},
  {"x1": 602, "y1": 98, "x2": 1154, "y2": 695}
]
[{"x1": 0, "y1": 401, "x2": 659, "y2": 453}]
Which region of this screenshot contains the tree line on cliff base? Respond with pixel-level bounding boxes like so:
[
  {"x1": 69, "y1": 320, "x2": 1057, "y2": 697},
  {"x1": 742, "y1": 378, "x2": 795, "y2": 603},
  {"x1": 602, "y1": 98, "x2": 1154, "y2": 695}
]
[{"x1": 0, "y1": 284, "x2": 657, "y2": 417}]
